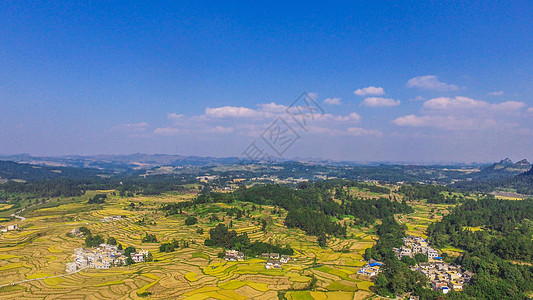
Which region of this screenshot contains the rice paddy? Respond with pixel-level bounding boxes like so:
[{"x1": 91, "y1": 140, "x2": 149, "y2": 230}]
[{"x1": 0, "y1": 191, "x2": 383, "y2": 299}]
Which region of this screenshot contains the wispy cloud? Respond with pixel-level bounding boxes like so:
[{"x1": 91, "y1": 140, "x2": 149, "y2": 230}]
[
  {"x1": 394, "y1": 96, "x2": 526, "y2": 131},
  {"x1": 205, "y1": 106, "x2": 265, "y2": 118},
  {"x1": 488, "y1": 91, "x2": 504, "y2": 96},
  {"x1": 354, "y1": 86, "x2": 385, "y2": 96},
  {"x1": 111, "y1": 122, "x2": 149, "y2": 132},
  {"x1": 422, "y1": 96, "x2": 525, "y2": 112},
  {"x1": 361, "y1": 97, "x2": 400, "y2": 107},
  {"x1": 323, "y1": 97, "x2": 342, "y2": 105},
  {"x1": 406, "y1": 75, "x2": 458, "y2": 91},
  {"x1": 152, "y1": 98, "x2": 375, "y2": 140}
]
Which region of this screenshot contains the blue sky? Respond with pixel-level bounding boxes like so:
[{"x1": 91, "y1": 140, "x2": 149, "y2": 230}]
[{"x1": 1, "y1": 1, "x2": 532, "y2": 162}]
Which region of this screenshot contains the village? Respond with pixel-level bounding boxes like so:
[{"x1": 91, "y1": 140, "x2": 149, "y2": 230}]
[
  {"x1": 359, "y1": 236, "x2": 472, "y2": 294},
  {"x1": 223, "y1": 249, "x2": 292, "y2": 269},
  {"x1": 65, "y1": 243, "x2": 149, "y2": 272}
]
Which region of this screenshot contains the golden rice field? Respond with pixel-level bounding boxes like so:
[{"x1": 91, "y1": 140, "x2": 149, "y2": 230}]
[{"x1": 0, "y1": 191, "x2": 379, "y2": 299}]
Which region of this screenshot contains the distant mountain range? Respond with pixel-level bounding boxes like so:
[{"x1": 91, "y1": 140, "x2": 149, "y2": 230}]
[
  {"x1": 1, "y1": 154, "x2": 531, "y2": 187},
  {"x1": 472, "y1": 158, "x2": 532, "y2": 181},
  {"x1": 0, "y1": 153, "x2": 243, "y2": 171},
  {"x1": 0, "y1": 160, "x2": 108, "y2": 182}
]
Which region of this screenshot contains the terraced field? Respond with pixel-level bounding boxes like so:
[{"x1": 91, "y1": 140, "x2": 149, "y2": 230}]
[{"x1": 0, "y1": 191, "x2": 377, "y2": 299}]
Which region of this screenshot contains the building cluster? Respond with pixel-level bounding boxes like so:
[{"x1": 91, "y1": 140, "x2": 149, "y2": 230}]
[
  {"x1": 393, "y1": 236, "x2": 440, "y2": 260},
  {"x1": 102, "y1": 215, "x2": 122, "y2": 222},
  {"x1": 224, "y1": 250, "x2": 244, "y2": 261},
  {"x1": 358, "y1": 259, "x2": 383, "y2": 277},
  {"x1": 358, "y1": 236, "x2": 473, "y2": 294},
  {"x1": 65, "y1": 243, "x2": 148, "y2": 272},
  {"x1": 262, "y1": 253, "x2": 291, "y2": 269},
  {"x1": 413, "y1": 262, "x2": 473, "y2": 294},
  {"x1": 70, "y1": 228, "x2": 84, "y2": 237},
  {"x1": 0, "y1": 224, "x2": 18, "y2": 233}
]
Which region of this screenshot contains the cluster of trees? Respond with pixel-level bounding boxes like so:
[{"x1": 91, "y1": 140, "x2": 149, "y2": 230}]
[
  {"x1": 141, "y1": 233, "x2": 158, "y2": 243},
  {"x1": 0, "y1": 179, "x2": 84, "y2": 198},
  {"x1": 185, "y1": 216, "x2": 198, "y2": 225},
  {"x1": 284, "y1": 208, "x2": 347, "y2": 237},
  {"x1": 159, "y1": 239, "x2": 190, "y2": 252},
  {"x1": 135, "y1": 217, "x2": 156, "y2": 225},
  {"x1": 85, "y1": 234, "x2": 105, "y2": 247},
  {"x1": 363, "y1": 217, "x2": 428, "y2": 297},
  {"x1": 195, "y1": 181, "x2": 411, "y2": 242},
  {"x1": 343, "y1": 197, "x2": 413, "y2": 226},
  {"x1": 418, "y1": 197, "x2": 533, "y2": 299},
  {"x1": 399, "y1": 184, "x2": 462, "y2": 204},
  {"x1": 87, "y1": 194, "x2": 107, "y2": 204},
  {"x1": 453, "y1": 166, "x2": 533, "y2": 195},
  {"x1": 160, "y1": 202, "x2": 194, "y2": 215},
  {"x1": 0, "y1": 171, "x2": 197, "y2": 201},
  {"x1": 204, "y1": 223, "x2": 293, "y2": 256},
  {"x1": 427, "y1": 198, "x2": 533, "y2": 261}
]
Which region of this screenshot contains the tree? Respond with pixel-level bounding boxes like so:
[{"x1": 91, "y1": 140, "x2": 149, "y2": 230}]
[
  {"x1": 317, "y1": 233, "x2": 327, "y2": 247},
  {"x1": 107, "y1": 237, "x2": 117, "y2": 245},
  {"x1": 414, "y1": 253, "x2": 428, "y2": 263},
  {"x1": 185, "y1": 216, "x2": 198, "y2": 225}
]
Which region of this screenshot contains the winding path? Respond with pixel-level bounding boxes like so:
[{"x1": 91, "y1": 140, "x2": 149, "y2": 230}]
[{"x1": 0, "y1": 266, "x2": 89, "y2": 288}]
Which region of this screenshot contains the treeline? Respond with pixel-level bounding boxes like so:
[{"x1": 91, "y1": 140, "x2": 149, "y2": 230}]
[
  {"x1": 0, "y1": 175, "x2": 197, "y2": 200},
  {"x1": 194, "y1": 181, "x2": 411, "y2": 238},
  {"x1": 423, "y1": 197, "x2": 533, "y2": 299},
  {"x1": 427, "y1": 198, "x2": 533, "y2": 262},
  {"x1": 363, "y1": 217, "x2": 429, "y2": 297},
  {"x1": 204, "y1": 223, "x2": 293, "y2": 257},
  {"x1": 0, "y1": 179, "x2": 84, "y2": 198},
  {"x1": 399, "y1": 184, "x2": 462, "y2": 204},
  {"x1": 453, "y1": 167, "x2": 533, "y2": 195}
]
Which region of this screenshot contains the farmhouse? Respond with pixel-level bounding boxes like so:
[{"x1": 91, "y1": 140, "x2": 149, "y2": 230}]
[
  {"x1": 66, "y1": 262, "x2": 77, "y2": 273},
  {"x1": 265, "y1": 259, "x2": 282, "y2": 269},
  {"x1": 358, "y1": 259, "x2": 383, "y2": 277},
  {"x1": 225, "y1": 250, "x2": 244, "y2": 261},
  {"x1": 71, "y1": 228, "x2": 82, "y2": 236},
  {"x1": 130, "y1": 250, "x2": 148, "y2": 263},
  {"x1": 2, "y1": 224, "x2": 19, "y2": 232},
  {"x1": 102, "y1": 215, "x2": 122, "y2": 222},
  {"x1": 262, "y1": 252, "x2": 280, "y2": 259}
]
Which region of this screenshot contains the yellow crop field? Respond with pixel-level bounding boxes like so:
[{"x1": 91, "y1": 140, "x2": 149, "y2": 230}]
[
  {"x1": 0, "y1": 188, "x2": 422, "y2": 299},
  {"x1": 185, "y1": 272, "x2": 197, "y2": 281}
]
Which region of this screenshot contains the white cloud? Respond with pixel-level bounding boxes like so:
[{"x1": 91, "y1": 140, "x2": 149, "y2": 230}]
[
  {"x1": 346, "y1": 127, "x2": 382, "y2": 136},
  {"x1": 323, "y1": 98, "x2": 342, "y2": 105},
  {"x1": 361, "y1": 97, "x2": 401, "y2": 107},
  {"x1": 423, "y1": 96, "x2": 525, "y2": 112},
  {"x1": 494, "y1": 101, "x2": 526, "y2": 111},
  {"x1": 168, "y1": 113, "x2": 184, "y2": 120},
  {"x1": 205, "y1": 106, "x2": 263, "y2": 118},
  {"x1": 315, "y1": 112, "x2": 361, "y2": 122},
  {"x1": 154, "y1": 127, "x2": 183, "y2": 136},
  {"x1": 257, "y1": 102, "x2": 287, "y2": 113},
  {"x1": 393, "y1": 115, "x2": 499, "y2": 131},
  {"x1": 528, "y1": 107, "x2": 533, "y2": 114},
  {"x1": 111, "y1": 122, "x2": 149, "y2": 132},
  {"x1": 394, "y1": 96, "x2": 527, "y2": 131},
  {"x1": 354, "y1": 86, "x2": 385, "y2": 96},
  {"x1": 207, "y1": 126, "x2": 234, "y2": 134},
  {"x1": 161, "y1": 101, "x2": 367, "y2": 139},
  {"x1": 410, "y1": 96, "x2": 425, "y2": 101},
  {"x1": 488, "y1": 91, "x2": 504, "y2": 96},
  {"x1": 305, "y1": 125, "x2": 381, "y2": 137},
  {"x1": 406, "y1": 75, "x2": 458, "y2": 91}
]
